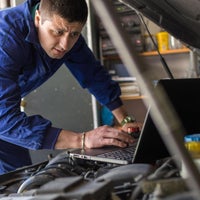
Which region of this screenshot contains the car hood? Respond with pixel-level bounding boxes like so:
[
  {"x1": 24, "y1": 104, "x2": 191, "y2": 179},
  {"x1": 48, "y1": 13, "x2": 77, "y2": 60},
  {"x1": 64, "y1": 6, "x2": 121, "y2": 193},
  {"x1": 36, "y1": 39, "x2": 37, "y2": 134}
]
[{"x1": 120, "y1": 0, "x2": 200, "y2": 49}]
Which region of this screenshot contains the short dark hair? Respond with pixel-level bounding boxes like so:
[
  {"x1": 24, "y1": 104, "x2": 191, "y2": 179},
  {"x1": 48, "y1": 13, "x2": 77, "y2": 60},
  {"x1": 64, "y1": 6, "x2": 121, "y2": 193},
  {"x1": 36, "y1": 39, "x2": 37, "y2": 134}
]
[{"x1": 39, "y1": 0, "x2": 88, "y2": 24}]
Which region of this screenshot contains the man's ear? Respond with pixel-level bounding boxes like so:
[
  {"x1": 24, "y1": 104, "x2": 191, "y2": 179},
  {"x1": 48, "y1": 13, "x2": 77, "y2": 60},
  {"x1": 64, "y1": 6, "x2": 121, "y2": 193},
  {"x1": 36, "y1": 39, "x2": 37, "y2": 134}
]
[{"x1": 34, "y1": 10, "x2": 41, "y2": 27}]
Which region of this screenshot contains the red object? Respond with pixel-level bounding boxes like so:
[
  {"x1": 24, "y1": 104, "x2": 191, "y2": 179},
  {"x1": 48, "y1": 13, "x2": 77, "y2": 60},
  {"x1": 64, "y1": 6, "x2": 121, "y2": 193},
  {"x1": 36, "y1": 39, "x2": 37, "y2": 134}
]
[{"x1": 128, "y1": 127, "x2": 139, "y2": 133}]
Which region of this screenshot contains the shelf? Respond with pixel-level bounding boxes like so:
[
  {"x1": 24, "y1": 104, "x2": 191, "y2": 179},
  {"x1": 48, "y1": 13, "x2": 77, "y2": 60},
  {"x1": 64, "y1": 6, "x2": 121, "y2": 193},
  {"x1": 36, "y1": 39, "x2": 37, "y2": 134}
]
[
  {"x1": 120, "y1": 95, "x2": 146, "y2": 100},
  {"x1": 140, "y1": 48, "x2": 190, "y2": 56},
  {"x1": 103, "y1": 55, "x2": 121, "y2": 61},
  {"x1": 103, "y1": 48, "x2": 190, "y2": 61}
]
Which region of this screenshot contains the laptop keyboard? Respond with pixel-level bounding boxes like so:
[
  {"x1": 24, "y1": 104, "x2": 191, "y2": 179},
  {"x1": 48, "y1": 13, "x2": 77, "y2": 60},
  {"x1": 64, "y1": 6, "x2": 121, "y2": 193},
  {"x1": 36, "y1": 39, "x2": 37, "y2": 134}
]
[{"x1": 97, "y1": 145, "x2": 136, "y2": 162}]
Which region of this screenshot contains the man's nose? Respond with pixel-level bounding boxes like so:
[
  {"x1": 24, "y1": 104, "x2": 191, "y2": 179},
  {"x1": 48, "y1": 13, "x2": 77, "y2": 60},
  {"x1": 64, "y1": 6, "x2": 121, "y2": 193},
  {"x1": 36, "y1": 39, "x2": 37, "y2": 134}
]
[{"x1": 59, "y1": 36, "x2": 70, "y2": 51}]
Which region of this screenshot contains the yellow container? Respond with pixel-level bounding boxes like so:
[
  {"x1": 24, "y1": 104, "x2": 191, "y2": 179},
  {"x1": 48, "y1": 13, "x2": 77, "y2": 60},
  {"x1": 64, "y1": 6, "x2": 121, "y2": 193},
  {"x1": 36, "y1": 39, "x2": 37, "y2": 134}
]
[
  {"x1": 181, "y1": 135, "x2": 200, "y2": 178},
  {"x1": 156, "y1": 31, "x2": 169, "y2": 51},
  {"x1": 185, "y1": 141, "x2": 200, "y2": 158}
]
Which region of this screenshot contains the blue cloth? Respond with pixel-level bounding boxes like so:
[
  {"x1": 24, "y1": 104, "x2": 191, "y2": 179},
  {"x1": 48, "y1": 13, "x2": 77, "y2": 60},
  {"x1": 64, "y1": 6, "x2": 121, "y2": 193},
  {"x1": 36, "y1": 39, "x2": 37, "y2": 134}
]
[
  {"x1": 0, "y1": 139, "x2": 32, "y2": 175},
  {"x1": 101, "y1": 106, "x2": 114, "y2": 126},
  {"x1": 0, "y1": 0, "x2": 122, "y2": 174}
]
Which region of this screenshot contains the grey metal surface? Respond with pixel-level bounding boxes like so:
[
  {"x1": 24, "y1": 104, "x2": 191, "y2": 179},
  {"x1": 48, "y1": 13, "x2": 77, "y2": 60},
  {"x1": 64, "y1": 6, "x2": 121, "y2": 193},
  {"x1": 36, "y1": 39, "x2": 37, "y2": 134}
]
[
  {"x1": 25, "y1": 66, "x2": 93, "y2": 132},
  {"x1": 90, "y1": 0, "x2": 200, "y2": 197}
]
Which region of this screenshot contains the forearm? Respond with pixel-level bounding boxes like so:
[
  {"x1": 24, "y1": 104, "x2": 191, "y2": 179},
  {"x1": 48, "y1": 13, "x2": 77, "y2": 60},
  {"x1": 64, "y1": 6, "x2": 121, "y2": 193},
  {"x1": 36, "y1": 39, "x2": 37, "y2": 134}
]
[
  {"x1": 111, "y1": 105, "x2": 129, "y2": 124},
  {"x1": 54, "y1": 130, "x2": 82, "y2": 149}
]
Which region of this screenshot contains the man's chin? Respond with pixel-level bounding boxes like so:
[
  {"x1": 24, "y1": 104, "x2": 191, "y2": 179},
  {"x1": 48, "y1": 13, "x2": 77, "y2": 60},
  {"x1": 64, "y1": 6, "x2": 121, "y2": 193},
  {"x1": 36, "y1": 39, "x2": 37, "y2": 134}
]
[{"x1": 48, "y1": 52, "x2": 66, "y2": 59}]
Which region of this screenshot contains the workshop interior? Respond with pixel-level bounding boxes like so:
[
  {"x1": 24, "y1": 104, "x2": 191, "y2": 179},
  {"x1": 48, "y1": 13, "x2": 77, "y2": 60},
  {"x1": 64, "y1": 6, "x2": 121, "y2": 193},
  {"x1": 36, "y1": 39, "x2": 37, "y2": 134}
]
[{"x1": 1, "y1": 0, "x2": 200, "y2": 199}]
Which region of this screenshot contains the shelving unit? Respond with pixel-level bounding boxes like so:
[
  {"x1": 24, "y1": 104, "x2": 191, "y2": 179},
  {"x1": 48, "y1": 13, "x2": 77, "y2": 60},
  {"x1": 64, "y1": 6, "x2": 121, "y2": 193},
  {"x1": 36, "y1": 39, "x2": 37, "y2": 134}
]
[
  {"x1": 95, "y1": 1, "x2": 196, "y2": 125},
  {"x1": 96, "y1": 1, "x2": 146, "y2": 125},
  {"x1": 102, "y1": 47, "x2": 192, "y2": 101},
  {"x1": 98, "y1": 1, "x2": 143, "y2": 101}
]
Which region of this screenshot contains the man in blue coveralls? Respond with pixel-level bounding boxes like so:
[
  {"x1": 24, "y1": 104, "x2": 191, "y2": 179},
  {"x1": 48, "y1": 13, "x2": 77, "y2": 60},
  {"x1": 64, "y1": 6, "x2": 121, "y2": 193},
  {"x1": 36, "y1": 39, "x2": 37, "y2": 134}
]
[{"x1": 0, "y1": 0, "x2": 140, "y2": 174}]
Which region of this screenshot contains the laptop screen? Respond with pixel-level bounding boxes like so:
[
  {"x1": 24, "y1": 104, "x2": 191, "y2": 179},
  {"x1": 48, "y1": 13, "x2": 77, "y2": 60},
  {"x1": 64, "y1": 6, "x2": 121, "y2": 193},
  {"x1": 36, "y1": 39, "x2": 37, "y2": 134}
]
[
  {"x1": 133, "y1": 78, "x2": 200, "y2": 163},
  {"x1": 158, "y1": 78, "x2": 200, "y2": 134}
]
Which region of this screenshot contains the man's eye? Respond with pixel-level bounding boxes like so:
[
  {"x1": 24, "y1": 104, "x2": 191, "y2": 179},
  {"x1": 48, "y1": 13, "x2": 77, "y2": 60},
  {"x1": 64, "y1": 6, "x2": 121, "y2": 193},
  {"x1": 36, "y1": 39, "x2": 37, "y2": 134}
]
[
  {"x1": 54, "y1": 30, "x2": 64, "y2": 35},
  {"x1": 70, "y1": 32, "x2": 79, "y2": 38}
]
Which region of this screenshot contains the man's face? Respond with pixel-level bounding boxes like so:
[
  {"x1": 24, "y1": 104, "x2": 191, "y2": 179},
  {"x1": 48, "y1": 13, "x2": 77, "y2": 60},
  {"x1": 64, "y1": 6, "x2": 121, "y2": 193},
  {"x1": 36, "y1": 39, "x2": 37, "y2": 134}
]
[{"x1": 34, "y1": 10, "x2": 84, "y2": 59}]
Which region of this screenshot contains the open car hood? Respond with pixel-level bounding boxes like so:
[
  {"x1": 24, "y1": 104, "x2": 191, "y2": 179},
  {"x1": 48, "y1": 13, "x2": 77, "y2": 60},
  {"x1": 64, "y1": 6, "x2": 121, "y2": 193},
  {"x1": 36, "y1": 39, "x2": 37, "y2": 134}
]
[{"x1": 120, "y1": 0, "x2": 200, "y2": 49}]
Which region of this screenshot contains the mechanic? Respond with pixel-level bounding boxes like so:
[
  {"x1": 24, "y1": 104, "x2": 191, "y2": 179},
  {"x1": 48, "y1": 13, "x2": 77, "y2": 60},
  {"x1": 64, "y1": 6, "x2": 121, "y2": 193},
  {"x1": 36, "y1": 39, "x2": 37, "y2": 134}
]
[{"x1": 0, "y1": 0, "x2": 141, "y2": 174}]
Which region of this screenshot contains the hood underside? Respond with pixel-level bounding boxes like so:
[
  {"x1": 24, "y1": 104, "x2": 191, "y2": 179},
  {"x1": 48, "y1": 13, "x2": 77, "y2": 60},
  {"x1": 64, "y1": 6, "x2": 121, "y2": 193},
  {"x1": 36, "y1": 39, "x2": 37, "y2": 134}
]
[{"x1": 120, "y1": 0, "x2": 200, "y2": 49}]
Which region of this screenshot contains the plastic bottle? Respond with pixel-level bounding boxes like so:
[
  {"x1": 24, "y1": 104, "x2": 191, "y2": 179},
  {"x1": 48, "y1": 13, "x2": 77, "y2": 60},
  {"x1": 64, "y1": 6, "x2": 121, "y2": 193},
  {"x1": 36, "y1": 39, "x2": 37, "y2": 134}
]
[
  {"x1": 181, "y1": 134, "x2": 200, "y2": 178},
  {"x1": 156, "y1": 31, "x2": 169, "y2": 51},
  {"x1": 184, "y1": 134, "x2": 200, "y2": 158}
]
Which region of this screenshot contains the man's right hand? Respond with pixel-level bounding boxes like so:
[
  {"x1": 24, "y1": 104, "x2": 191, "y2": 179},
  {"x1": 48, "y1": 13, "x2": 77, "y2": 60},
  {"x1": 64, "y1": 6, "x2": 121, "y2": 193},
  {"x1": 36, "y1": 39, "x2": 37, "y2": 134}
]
[{"x1": 54, "y1": 125, "x2": 135, "y2": 149}]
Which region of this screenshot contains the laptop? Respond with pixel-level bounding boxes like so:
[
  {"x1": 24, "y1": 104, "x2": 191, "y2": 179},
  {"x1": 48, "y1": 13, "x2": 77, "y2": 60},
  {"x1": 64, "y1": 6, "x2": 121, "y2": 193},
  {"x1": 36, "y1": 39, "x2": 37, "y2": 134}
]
[{"x1": 70, "y1": 78, "x2": 200, "y2": 165}]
